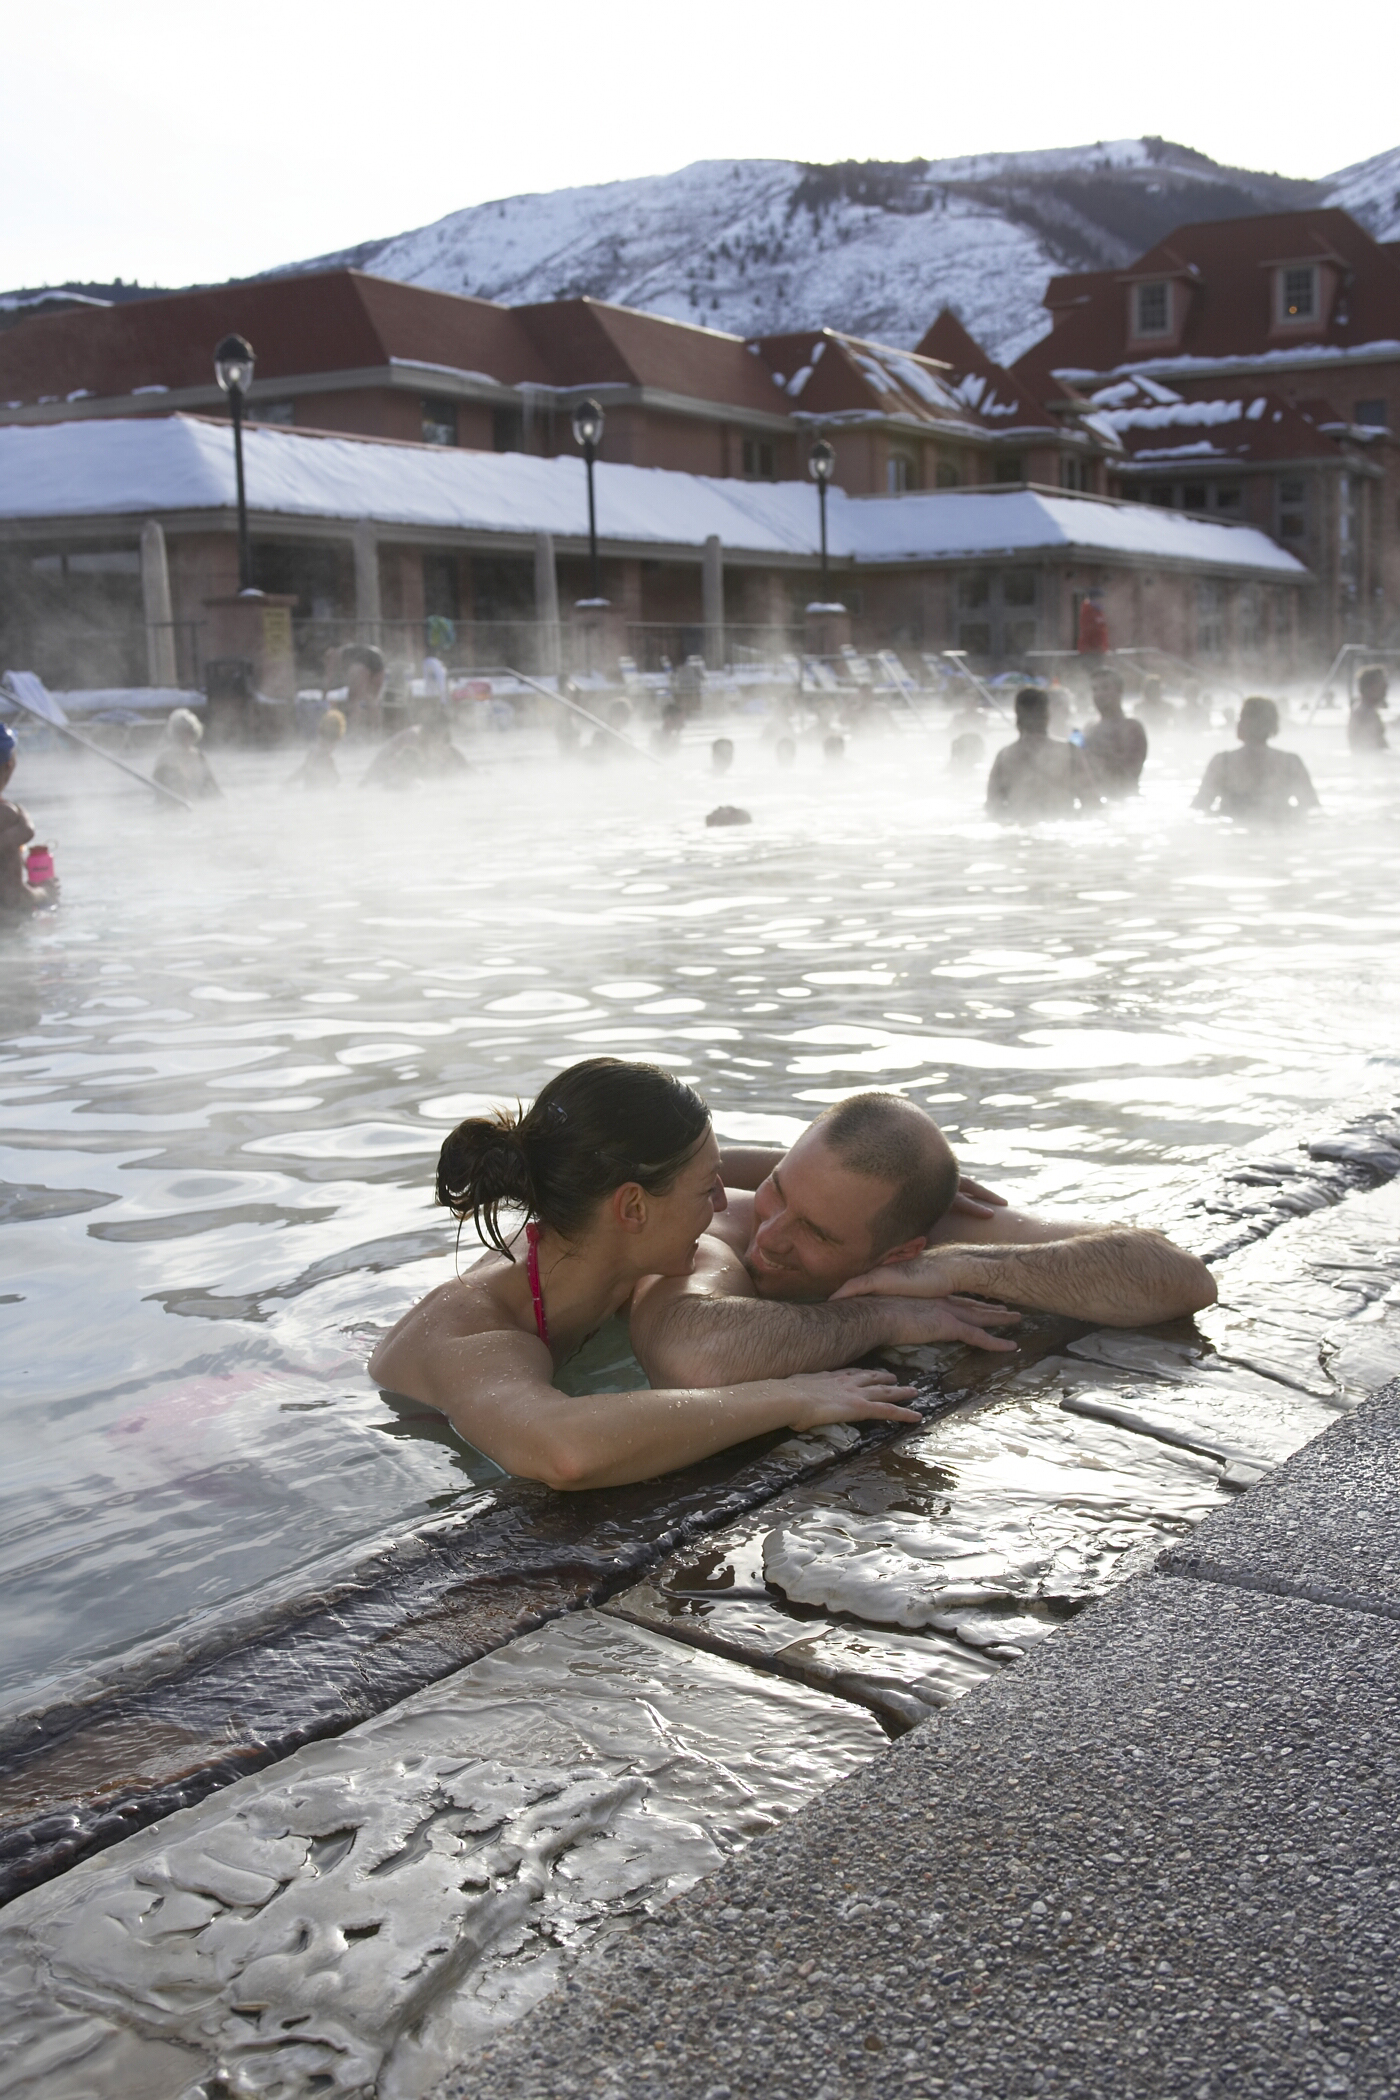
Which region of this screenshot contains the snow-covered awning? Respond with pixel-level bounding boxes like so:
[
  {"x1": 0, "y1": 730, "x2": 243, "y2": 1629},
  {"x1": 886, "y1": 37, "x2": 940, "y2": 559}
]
[{"x1": 0, "y1": 415, "x2": 1307, "y2": 579}]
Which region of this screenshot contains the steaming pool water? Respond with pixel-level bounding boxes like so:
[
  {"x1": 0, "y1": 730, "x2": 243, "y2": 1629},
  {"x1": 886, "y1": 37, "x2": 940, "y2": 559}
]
[{"x1": 2, "y1": 712, "x2": 1398, "y2": 1729}]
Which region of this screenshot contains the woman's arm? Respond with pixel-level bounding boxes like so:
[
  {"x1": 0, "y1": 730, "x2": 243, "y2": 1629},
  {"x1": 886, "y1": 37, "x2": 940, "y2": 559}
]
[{"x1": 410, "y1": 1326, "x2": 920, "y2": 1492}]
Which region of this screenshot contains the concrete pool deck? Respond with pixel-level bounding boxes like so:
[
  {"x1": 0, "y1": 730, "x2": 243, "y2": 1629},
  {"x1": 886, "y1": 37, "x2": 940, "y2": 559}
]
[{"x1": 456, "y1": 1379, "x2": 1400, "y2": 2100}]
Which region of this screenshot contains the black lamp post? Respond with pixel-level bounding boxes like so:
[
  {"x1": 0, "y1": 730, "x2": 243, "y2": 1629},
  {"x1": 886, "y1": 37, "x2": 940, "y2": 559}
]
[
  {"x1": 214, "y1": 333, "x2": 257, "y2": 592},
  {"x1": 808, "y1": 437, "x2": 837, "y2": 603},
  {"x1": 571, "y1": 396, "x2": 606, "y2": 603}
]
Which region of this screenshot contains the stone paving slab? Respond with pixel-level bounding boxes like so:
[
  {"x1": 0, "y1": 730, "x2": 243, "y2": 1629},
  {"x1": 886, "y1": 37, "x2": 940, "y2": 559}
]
[
  {"x1": 0, "y1": 1613, "x2": 882, "y2": 2100},
  {"x1": 1160, "y1": 1379, "x2": 1400, "y2": 1616},
  {"x1": 605, "y1": 1389, "x2": 1229, "y2": 1731},
  {"x1": 453, "y1": 1573, "x2": 1400, "y2": 2100}
]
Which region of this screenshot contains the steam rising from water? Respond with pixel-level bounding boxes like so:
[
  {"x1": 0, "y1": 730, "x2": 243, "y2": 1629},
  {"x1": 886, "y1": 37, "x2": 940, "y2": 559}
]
[{"x1": 2, "y1": 704, "x2": 1397, "y2": 1712}]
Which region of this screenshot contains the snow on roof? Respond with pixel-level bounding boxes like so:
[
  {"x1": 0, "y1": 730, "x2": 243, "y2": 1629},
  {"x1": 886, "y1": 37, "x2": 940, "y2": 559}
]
[
  {"x1": 844, "y1": 487, "x2": 1304, "y2": 576},
  {"x1": 1053, "y1": 340, "x2": 1400, "y2": 385},
  {"x1": 0, "y1": 415, "x2": 1305, "y2": 578}
]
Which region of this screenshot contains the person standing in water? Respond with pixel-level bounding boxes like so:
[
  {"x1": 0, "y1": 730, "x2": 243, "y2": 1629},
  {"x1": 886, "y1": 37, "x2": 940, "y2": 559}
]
[
  {"x1": 361, "y1": 700, "x2": 469, "y2": 789},
  {"x1": 1193, "y1": 696, "x2": 1319, "y2": 823},
  {"x1": 153, "y1": 708, "x2": 221, "y2": 803},
  {"x1": 0, "y1": 723, "x2": 59, "y2": 914},
  {"x1": 1349, "y1": 666, "x2": 1389, "y2": 753},
  {"x1": 366, "y1": 1057, "x2": 998, "y2": 1489},
  {"x1": 986, "y1": 687, "x2": 1100, "y2": 820},
  {"x1": 1083, "y1": 669, "x2": 1148, "y2": 795},
  {"x1": 291, "y1": 707, "x2": 347, "y2": 789}
]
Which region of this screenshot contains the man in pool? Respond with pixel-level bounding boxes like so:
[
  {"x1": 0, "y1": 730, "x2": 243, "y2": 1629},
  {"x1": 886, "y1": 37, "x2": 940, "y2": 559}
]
[
  {"x1": 630, "y1": 1092, "x2": 1216, "y2": 1386},
  {"x1": 986, "y1": 688, "x2": 1100, "y2": 821},
  {"x1": 1192, "y1": 696, "x2": 1318, "y2": 823}
]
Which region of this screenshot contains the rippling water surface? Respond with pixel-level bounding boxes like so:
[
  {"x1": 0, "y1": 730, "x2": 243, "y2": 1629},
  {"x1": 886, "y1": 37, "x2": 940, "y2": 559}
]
[{"x1": 3, "y1": 715, "x2": 1397, "y2": 1715}]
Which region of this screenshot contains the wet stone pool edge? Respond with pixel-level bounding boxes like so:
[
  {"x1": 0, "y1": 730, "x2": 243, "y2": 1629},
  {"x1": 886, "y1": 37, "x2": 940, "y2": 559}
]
[
  {"x1": 3, "y1": 1108, "x2": 1399, "y2": 1912},
  {"x1": 453, "y1": 1391, "x2": 1400, "y2": 2100}
]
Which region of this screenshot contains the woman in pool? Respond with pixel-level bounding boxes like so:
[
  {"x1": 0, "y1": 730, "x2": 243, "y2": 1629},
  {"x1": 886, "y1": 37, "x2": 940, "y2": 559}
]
[{"x1": 369, "y1": 1056, "x2": 919, "y2": 1489}]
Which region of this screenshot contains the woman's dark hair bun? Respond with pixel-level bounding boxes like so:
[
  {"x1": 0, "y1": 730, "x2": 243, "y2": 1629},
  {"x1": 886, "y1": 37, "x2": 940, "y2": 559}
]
[
  {"x1": 434, "y1": 1057, "x2": 709, "y2": 1259},
  {"x1": 435, "y1": 1113, "x2": 537, "y2": 1254}
]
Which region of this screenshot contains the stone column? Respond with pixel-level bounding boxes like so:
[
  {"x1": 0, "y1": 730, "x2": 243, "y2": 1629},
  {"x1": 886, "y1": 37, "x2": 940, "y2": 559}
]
[
  {"x1": 534, "y1": 531, "x2": 561, "y2": 677},
  {"x1": 140, "y1": 519, "x2": 178, "y2": 688},
  {"x1": 702, "y1": 535, "x2": 724, "y2": 670},
  {"x1": 352, "y1": 521, "x2": 382, "y2": 646}
]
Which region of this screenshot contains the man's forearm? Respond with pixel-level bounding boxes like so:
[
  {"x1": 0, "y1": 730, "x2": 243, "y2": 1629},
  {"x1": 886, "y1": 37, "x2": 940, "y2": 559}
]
[
  {"x1": 935, "y1": 1230, "x2": 1215, "y2": 1327},
  {"x1": 636, "y1": 1291, "x2": 897, "y2": 1387}
]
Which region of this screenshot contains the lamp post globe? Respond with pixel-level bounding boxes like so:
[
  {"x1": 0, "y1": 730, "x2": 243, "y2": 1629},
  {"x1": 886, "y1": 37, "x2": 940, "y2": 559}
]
[
  {"x1": 808, "y1": 438, "x2": 836, "y2": 485},
  {"x1": 571, "y1": 397, "x2": 605, "y2": 455},
  {"x1": 214, "y1": 334, "x2": 257, "y2": 594},
  {"x1": 808, "y1": 438, "x2": 837, "y2": 601},
  {"x1": 214, "y1": 334, "x2": 256, "y2": 397},
  {"x1": 571, "y1": 397, "x2": 606, "y2": 605}
]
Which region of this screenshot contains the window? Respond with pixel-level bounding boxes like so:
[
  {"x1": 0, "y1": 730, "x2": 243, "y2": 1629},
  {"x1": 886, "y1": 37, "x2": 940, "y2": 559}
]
[
  {"x1": 956, "y1": 574, "x2": 990, "y2": 610},
  {"x1": 957, "y1": 623, "x2": 992, "y2": 656},
  {"x1": 249, "y1": 399, "x2": 295, "y2": 425},
  {"x1": 742, "y1": 438, "x2": 775, "y2": 480},
  {"x1": 936, "y1": 460, "x2": 961, "y2": 489},
  {"x1": 421, "y1": 397, "x2": 458, "y2": 446},
  {"x1": 1355, "y1": 398, "x2": 1388, "y2": 427},
  {"x1": 1196, "y1": 579, "x2": 1225, "y2": 655},
  {"x1": 1278, "y1": 477, "x2": 1307, "y2": 542},
  {"x1": 423, "y1": 553, "x2": 460, "y2": 623},
  {"x1": 887, "y1": 454, "x2": 915, "y2": 494},
  {"x1": 1003, "y1": 569, "x2": 1037, "y2": 608},
  {"x1": 492, "y1": 406, "x2": 524, "y2": 453},
  {"x1": 1134, "y1": 281, "x2": 1171, "y2": 337},
  {"x1": 1183, "y1": 483, "x2": 1208, "y2": 513},
  {"x1": 1148, "y1": 484, "x2": 1174, "y2": 508},
  {"x1": 993, "y1": 454, "x2": 1024, "y2": 484},
  {"x1": 1278, "y1": 265, "x2": 1317, "y2": 323},
  {"x1": 1213, "y1": 485, "x2": 1243, "y2": 515},
  {"x1": 1060, "y1": 457, "x2": 1091, "y2": 492}
]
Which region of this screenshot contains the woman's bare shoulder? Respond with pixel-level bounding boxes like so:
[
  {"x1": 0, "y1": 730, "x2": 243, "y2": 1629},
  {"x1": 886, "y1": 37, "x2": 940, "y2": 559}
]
[{"x1": 368, "y1": 1255, "x2": 529, "y2": 1390}]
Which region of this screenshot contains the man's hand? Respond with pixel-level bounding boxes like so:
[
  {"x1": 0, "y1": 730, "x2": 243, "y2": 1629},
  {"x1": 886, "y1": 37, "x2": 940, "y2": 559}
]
[
  {"x1": 862, "y1": 1292, "x2": 1020, "y2": 1351},
  {"x1": 778, "y1": 1366, "x2": 922, "y2": 1430},
  {"x1": 833, "y1": 1252, "x2": 978, "y2": 1303},
  {"x1": 947, "y1": 1174, "x2": 1008, "y2": 1220}
]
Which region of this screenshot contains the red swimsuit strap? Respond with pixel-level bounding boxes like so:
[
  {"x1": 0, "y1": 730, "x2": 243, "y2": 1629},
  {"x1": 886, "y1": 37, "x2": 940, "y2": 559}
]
[{"x1": 525, "y1": 1221, "x2": 550, "y2": 1347}]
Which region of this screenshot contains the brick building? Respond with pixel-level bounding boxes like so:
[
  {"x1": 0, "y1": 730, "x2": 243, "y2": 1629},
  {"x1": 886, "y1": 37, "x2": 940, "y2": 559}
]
[
  {"x1": 0, "y1": 416, "x2": 1304, "y2": 695},
  {"x1": 0, "y1": 270, "x2": 1101, "y2": 498},
  {"x1": 1014, "y1": 208, "x2": 1400, "y2": 654}
]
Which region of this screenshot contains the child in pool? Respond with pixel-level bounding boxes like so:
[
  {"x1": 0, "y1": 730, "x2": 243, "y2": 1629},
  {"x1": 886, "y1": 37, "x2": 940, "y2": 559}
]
[{"x1": 0, "y1": 723, "x2": 59, "y2": 914}]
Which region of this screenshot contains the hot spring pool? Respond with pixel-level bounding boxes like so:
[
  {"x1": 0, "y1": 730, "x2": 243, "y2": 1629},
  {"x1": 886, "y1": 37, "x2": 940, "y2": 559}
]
[{"x1": 2, "y1": 710, "x2": 1397, "y2": 1723}]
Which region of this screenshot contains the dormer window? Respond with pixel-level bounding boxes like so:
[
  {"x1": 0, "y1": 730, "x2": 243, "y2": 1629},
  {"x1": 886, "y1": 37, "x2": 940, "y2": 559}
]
[
  {"x1": 1134, "y1": 281, "x2": 1171, "y2": 337},
  {"x1": 1278, "y1": 265, "x2": 1318, "y2": 324}
]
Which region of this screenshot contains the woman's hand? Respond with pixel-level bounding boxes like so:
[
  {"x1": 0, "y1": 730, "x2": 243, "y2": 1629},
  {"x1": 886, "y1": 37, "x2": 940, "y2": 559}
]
[
  {"x1": 779, "y1": 1366, "x2": 922, "y2": 1430},
  {"x1": 948, "y1": 1174, "x2": 1008, "y2": 1219}
]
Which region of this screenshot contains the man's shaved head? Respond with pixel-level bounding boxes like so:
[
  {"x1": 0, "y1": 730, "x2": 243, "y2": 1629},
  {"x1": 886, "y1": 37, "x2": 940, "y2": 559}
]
[{"x1": 814, "y1": 1093, "x2": 958, "y2": 1254}]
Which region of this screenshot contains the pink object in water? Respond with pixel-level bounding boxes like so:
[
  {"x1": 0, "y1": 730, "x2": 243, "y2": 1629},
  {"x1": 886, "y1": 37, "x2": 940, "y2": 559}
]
[{"x1": 24, "y1": 844, "x2": 55, "y2": 885}]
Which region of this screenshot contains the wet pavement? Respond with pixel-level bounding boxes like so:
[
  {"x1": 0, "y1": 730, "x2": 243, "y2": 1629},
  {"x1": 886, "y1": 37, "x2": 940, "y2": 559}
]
[{"x1": 457, "y1": 1513, "x2": 1400, "y2": 2100}]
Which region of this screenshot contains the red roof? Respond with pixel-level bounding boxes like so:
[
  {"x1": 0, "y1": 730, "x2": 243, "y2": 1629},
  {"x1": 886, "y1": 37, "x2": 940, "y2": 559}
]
[
  {"x1": 1017, "y1": 209, "x2": 1400, "y2": 386},
  {"x1": 915, "y1": 309, "x2": 1059, "y2": 431},
  {"x1": 749, "y1": 328, "x2": 967, "y2": 427},
  {"x1": 0, "y1": 270, "x2": 558, "y2": 404},
  {"x1": 1084, "y1": 375, "x2": 1364, "y2": 470},
  {"x1": 513, "y1": 298, "x2": 780, "y2": 411}
]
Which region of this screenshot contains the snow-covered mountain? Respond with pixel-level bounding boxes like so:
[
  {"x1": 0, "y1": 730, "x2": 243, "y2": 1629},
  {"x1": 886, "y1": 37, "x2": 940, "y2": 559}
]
[
  {"x1": 1324, "y1": 142, "x2": 1400, "y2": 244},
  {"x1": 276, "y1": 136, "x2": 1396, "y2": 364}
]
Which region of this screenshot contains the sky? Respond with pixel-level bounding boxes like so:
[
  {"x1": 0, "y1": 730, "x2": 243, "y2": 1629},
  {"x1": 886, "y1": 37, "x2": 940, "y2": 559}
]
[{"x1": 4, "y1": 0, "x2": 1396, "y2": 291}]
